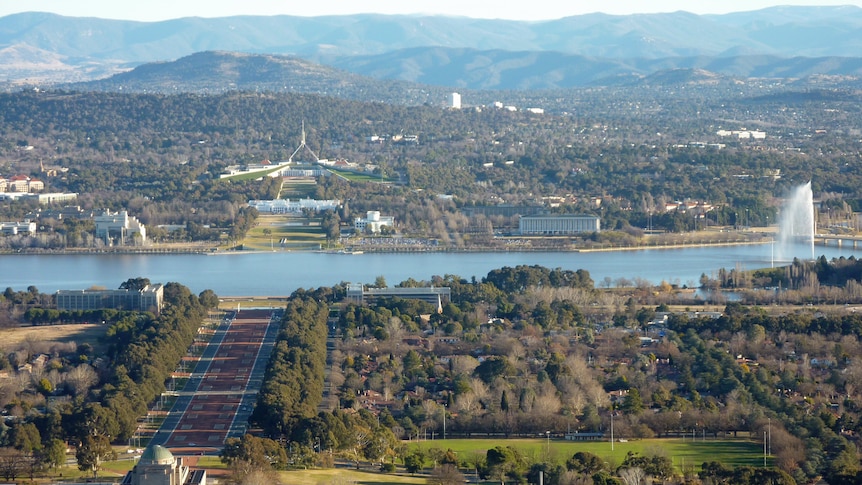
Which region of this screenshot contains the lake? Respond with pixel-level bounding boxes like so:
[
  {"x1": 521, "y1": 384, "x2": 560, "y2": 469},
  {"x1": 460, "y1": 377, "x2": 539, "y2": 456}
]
[{"x1": 3, "y1": 241, "x2": 857, "y2": 296}]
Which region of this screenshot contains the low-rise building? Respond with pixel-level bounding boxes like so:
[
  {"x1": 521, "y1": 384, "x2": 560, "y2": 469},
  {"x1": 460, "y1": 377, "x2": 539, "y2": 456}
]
[
  {"x1": 56, "y1": 284, "x2": 164, "y2": 314},
  {"x1": 355, "y1": 211, "x2": 394, "y2": 233},
  {"x1": 249, "y1": 198, "x2": 340, "y2": 214},
  {"x1": 346, "y1": 283, "x2": 450, "y2": 309},
  {"x1": 5, "y1": 175, "x2": 43, "y2": 192},
  {"x1": 0, "y1": 221, "x2": 36, "y2": 235},
  {"x1": 95, "y1": 210, "x2": 146, "y2": 244},
  {"x1": 518, "y1": 214, "x2": 600, "y2": 235}
]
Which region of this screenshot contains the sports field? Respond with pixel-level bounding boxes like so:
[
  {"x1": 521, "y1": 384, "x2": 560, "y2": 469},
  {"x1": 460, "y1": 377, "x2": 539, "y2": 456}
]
[{"x1": 411, "y1": 437, "x2": 768, "y2": 471}]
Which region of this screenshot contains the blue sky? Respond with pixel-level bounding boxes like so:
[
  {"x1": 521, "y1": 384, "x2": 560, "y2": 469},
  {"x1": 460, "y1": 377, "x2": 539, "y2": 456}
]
[{"x1": 1, "y1": 0, "x2": 860, "y2": 21}]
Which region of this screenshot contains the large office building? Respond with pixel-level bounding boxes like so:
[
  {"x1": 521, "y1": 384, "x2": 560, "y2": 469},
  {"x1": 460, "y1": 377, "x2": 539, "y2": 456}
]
[
  {"x1": 95, "y1": 210, "x2": 147, "y2": 244},
  {"x1": 55, "y1": 284, "x2": 164, "y2": 314},
  {"x1": 248, "y1": 198, "x2": 340, "y2": 214},
  {"x1": 347, "y1": 283, "x2": 450, "y2": 309},
  {"x1": 518, "y1": 214, "x2": 600, "y2": 235},
  {"x1": 450, "y1": 92, "x2": 461, "y2": 109}
]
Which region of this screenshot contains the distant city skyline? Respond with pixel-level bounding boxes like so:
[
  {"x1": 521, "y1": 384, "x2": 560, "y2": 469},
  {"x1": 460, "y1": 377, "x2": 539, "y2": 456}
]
[{"x1": 1, "y1": 0, "x2": 860, "y2": 22}]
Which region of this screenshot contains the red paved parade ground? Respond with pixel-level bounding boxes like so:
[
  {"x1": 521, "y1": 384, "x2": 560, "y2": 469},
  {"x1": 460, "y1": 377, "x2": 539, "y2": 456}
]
[{"x1": 158, "y1": 309, "x2": 276, "y2": 454}]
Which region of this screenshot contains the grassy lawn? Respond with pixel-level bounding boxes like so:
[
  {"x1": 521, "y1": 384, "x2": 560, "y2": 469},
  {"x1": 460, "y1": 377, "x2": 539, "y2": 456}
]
[
  {"x1": 279, "y1": 468, "x2": 428, "y2": 485},
  {"x1": 242, "y1": 214, "x2": 327, "y2": 250},
  {"x1": 411, "y1": 438, "x2": 768, "y2": 471},
  {"x1": 0, "y1": 323, "x2": 109, "y2": 353},
  {"x1": 219, "y1": 165, "x2": 286, "y2": 181},
  {"x1": 327, "y1": 167, "x2": 394, "y2": 183},
  {"x1": 281, "y1": 179, "x2": 319, "y2": 198},
  {"x1": 218, "y1": 297, "x2": 288, "y2": 308}
]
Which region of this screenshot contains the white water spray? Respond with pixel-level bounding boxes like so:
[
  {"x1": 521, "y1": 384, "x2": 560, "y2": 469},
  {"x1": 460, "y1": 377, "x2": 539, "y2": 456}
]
[{"x1": 776, "y1": 181, "x2": 815, "y2": 261}]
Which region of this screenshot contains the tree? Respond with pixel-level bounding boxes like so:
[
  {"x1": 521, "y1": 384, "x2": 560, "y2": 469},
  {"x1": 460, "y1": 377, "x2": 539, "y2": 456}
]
[
  {"x1": 9, "y1": 422, "x2": 41, "y2": 454},
  {"x1": 404, "y1": 450, "x2": 425, "y2": 474},
  {"x1": 620, "y1": 388, "x2": 644, "y2": 415},
  {"x1": 474, "y1": 356, "x2": 516, "y2": 384},
  {"x1": 220, "y1": 434, "x2": 287, "y2": 470},
  {"x1": 567, "y1": 451, "x2": 608, "y2": 475},
  {"x1": 198, "y1": 289, "x2": 220, "y2": 309},
  {"x1": 119, "y1": 277, "x2": 151, "y2": 291},
  {"x1": 39, "y1": 439, "x2": 68, "y2": 470},
  {"x1": 485, "y1": 446, "x2": 526, "y2": 484},
  {"x1": 76, "y1": 434, "x2": 115, "y2": 478},
  {"x1": 618, "y1": 467, "x2": 646, "y2": 485},
  {"x1": 0, "y1": 447, "x2": 30, "y2": 481},
  {"x1": 430, "y1": 464, "x2": 466, "y2": 485}
]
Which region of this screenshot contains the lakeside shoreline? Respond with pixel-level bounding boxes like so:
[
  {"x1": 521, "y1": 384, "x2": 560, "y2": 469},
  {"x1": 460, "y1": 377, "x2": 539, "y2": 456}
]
[{"x1": 0, "y1": 238, "x2": 773, "y2": 256}]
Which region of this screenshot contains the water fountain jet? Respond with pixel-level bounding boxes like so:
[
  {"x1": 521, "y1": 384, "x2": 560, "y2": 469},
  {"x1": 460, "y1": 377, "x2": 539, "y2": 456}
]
[{"x1": 776, "y1": 181, "x2": 815, "y2": 261}]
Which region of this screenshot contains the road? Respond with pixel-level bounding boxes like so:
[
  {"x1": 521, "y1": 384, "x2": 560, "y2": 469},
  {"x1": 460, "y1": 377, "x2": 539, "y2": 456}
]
[{"x1": 148, "y1": 308, "x2": 281, "y2": 455}]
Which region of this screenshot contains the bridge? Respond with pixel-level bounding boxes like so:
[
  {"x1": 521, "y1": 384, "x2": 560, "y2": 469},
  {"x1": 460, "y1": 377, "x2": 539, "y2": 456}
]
[{"x1": 815, "y1": 234, "x2": 862, "y2": 248}]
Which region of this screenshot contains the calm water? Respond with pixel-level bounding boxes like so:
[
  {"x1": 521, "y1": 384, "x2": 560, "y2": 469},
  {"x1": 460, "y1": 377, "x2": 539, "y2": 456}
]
[{"x1": 2, "y1": 242, "x2": 857, "y2": 296}]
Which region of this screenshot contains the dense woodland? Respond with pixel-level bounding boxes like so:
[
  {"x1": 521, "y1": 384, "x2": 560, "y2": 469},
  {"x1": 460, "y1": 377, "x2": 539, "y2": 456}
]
[
  {"x1": 236, "y1": 261, "x2": 862, "y2": 485},
  {"x1": 0, "y1": 280, "x2": 217, "y2": 479},
  {"x1": 0, "y1": 84, "x2": 860, "y2": 248}
]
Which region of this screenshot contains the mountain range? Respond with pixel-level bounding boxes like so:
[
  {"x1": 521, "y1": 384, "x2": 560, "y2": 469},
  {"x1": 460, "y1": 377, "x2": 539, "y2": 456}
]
[{"x1": 2, "y1": 6, "x2": 862, "y2": 91}]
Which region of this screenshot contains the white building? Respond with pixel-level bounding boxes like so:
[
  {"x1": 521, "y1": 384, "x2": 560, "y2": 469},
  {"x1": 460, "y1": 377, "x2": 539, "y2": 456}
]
[
  {"x1": 519, "y1": 214, "x2": 600, "y2": 235},
  {"x1": 219, "y1": 160, "x2": 291, "y2": 179},
  {"x1": 94, "y1": 210, "x2": 146, "y2": 244},
  {"x1": 355, "y1": 211, "x2": 395, "y2": 233},
  {"x1": 716, "y1": 129, "x2": 766, "y2": 139},
  {"x1": 249, "y1": 198, "x2": 341, "y2": 214},
  {"x1": 0, "y1": 221, "x2": 36, "y2": 235},
  {"x1": 450, "y1": 92, "x2": 461, "y2": 109}
]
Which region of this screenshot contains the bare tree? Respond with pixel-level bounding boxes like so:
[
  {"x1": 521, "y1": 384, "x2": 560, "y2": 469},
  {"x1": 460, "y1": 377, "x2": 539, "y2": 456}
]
[
  {"x1": 455, "y1": 392, "x2": 480, "y2": 414},
  {"x1": 532, "y1": 385, "x2": 562, "y2": 417},
  {"x1": 430, "y1": 464, "x2": 466, "y2": 485},
  {"x1": 450, "y1": 355, "x2": 480, "y2": 375},
  {"x1": 234, "y1": 467, "x2": 281, "y2": 485},
  {"x1": 618, "y1": 466, "x2": 646, "y2": 485},
  {"x1": 65, "y1": 364, "x2": 98, "y2": 396},
  {"x1": 0, "y1": 447, "x2": 30, "y2": 481}
]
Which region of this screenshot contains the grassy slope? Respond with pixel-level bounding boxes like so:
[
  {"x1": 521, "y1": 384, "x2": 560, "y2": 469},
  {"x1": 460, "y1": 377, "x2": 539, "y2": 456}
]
[
  {"x1": 242, "y1": 214, "x2": 327, "y2": 250},
  {"x1": 412, "y1": 438, "x2": 768, "y2": 471}
]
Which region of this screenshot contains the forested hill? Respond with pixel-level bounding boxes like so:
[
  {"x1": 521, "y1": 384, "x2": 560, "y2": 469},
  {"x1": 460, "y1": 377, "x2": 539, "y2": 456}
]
[
  {"x1": 4, "y1": 7, "x2": 862, "y2": 89},
  {"x1": 71, "y1": 50, "x2": 862, "y2": 95},
  {"x1": 68, "y1": 51, "x2": 449, "y2": 106}
]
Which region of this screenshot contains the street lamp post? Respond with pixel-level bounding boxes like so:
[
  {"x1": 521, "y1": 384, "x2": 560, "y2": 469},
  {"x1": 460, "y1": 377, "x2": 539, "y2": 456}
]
[
  {"x1": 611, "y1": 411, "x2": 614, "y2": 451},
  {"x1": 546, "y1": 430, "x2": 550, "y2": 457}
]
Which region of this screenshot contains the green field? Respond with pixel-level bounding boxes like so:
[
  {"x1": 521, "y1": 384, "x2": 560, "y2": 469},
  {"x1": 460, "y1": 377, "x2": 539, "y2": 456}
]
[
  {"x1": 280, "y1": 178, "x2": 319, "y2": 198},
  {"x1": 327, "y1": 167, "x2": 395, "y2": 183},
  {"x1": 219, "y1": 165, "x2": 286, "y2": 181},
  {"x1": 411, "y1": 438, "x2": 768, "y2": 471},
  {"x1": 241, "y1": 214, "x2": 328, "y2": 250}
]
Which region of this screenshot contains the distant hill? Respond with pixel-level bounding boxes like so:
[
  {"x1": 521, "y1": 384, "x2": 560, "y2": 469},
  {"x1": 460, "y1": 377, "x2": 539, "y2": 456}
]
[
  {"x1": 331, "y1": 48, "x2": 862, "y2": 90},
  {"x1": 3, "y1": 7, "x2": 862, "y2": 89},
  {"x1": 71, "y1": 50, "x2": 862, "y2": 99},
  {"x1": 70, "y1": 51, "x2": 452, "y2": 106}
]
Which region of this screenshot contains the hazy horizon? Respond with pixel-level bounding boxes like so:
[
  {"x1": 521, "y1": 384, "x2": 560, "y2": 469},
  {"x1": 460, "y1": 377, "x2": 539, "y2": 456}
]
[{"x1": 1, "y1": 1, "x2": 860, "y2": 22}]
